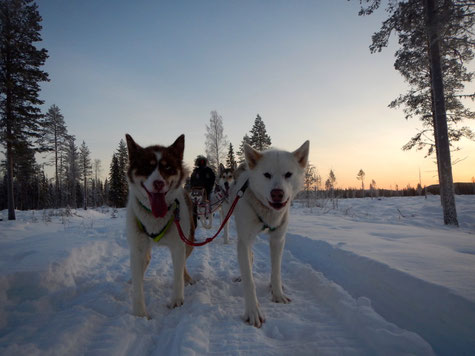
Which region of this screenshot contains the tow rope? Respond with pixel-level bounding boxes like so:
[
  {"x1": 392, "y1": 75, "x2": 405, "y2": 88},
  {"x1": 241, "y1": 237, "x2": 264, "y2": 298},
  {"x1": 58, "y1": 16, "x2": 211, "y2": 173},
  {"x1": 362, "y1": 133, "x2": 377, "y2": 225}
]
[
  {"x1": 194, "y1": 187, "x2": 229, "y2": 217},
  {"x1": 174, "y1": 180, "x2": 249, "y2": 247}
]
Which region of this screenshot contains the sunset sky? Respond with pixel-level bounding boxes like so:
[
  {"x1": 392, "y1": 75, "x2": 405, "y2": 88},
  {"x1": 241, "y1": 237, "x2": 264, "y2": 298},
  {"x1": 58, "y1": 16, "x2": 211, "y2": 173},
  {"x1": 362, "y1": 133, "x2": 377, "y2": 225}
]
[{"x1": 36, "y1": 0, "x2": 475, "y2": 189}]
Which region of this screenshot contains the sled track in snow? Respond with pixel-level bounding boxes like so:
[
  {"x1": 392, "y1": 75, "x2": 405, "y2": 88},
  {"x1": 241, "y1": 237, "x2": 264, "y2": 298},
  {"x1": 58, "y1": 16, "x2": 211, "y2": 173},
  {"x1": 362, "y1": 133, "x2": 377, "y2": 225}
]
[{"x1": 284, "y1": 233, "x2": 475, "y2": 356}]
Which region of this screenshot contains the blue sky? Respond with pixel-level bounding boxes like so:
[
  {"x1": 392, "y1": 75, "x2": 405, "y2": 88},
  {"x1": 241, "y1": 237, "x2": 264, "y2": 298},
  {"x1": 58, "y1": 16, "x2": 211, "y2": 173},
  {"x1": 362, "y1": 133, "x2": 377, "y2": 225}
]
[{"x1": 36, "y1": 0, "x2": 475, "y2": 188}]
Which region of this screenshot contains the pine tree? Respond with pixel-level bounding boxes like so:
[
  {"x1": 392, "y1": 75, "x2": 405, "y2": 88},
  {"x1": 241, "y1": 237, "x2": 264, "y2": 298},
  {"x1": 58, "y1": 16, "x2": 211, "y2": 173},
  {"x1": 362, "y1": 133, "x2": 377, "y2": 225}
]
[
  {"x1": 0, "y1": 0, "x2": 49, "y2": 219},
  {"x1": 108, "y1": 154, "x2": 121, "y2": 208},
  {"x1": 249, "y1": 114, "x2": 272, "y2": 151},
  {"x1": 357, "y1": 169, "x2": 366, "y2": 197},
  {"x1": 79, "y1": 141, "x2": 92, "y2": 210},
  {"x1": 355, "y1": 0, "x2": 473, "y2": 225},
  {"x1": 226, "y1": 143, "x2": 237, "y2": 170},
  {"x1": 95, "y1": 179, "x2": 104, "y2": 207},
  {"x1": 328, "y1": 170, "x2": 336, "y2": 188},
  {"x1": 37, "y1": 168, "x2": 50, "y2": 209},
  {"x1": 92, "y1": 159, "x2": 102, "y2": 207},
  {"x1": 237, "y1": 134, "x2": 251, "y2": 164},
  {"x1": 115, "y1": 139, "x2": 128, "y2": 207},
  {"x1": 12, "y1": 141, "x2": 38, "y2": 210},
  {"x1": 38, "y1": 104, "x2": 71, "y2": 206},
  {"x1": 75, "y1": 180, "x2": 83, "y2": 209},
  {"x1": 64, "y1": 137, "x2": 79, "y2": 208},
  {"x1": 205, "y1": 110, "x2": 228, "y2": 171},
  {"x1": 103, "y1": 178, "x2": 110, "y2": 205},
  {"x1": 304, "y1": 163, "x2": 318, "y2": 204},
  {"x1": 326, "y1": 169, "x2": 337, "y2": 202},
  {"x1": 116, "y1": 139, "x2": 128, "y2": 174},
  {"x1": 370, "y1": 179, "x2": 377, "y2": 199},
  {"x1": 0, "y1": 174, "x2": 7, "y2": 210},
  {"x1": 56, "y1": 144, "x2": 69, "y2": 207}
]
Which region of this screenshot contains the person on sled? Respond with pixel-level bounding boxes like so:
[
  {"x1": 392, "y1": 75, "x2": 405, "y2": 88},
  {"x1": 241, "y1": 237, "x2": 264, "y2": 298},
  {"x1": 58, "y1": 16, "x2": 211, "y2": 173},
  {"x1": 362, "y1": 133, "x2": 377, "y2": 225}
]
[{"x1": 190, "y1": 156, "x2": 216, "y2": 226}]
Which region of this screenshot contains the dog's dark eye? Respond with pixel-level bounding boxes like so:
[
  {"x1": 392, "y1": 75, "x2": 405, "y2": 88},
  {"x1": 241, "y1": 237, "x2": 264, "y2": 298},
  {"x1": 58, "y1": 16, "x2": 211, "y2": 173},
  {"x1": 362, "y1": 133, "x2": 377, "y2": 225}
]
[
  {"x1": 160, "y1": 161, "x2": 174, "y2": 174},
  {"x1": 284, "y1": 172, "x2": 293, "y2": 179},
  {"x1": 264, "y1": 172, "x2": 272, "y2": 179}
]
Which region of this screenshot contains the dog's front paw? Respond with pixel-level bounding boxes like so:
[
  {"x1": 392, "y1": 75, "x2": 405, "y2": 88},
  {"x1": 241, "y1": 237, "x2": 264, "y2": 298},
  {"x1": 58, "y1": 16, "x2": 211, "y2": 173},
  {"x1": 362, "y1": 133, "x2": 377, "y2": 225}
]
[
  {"x1": 272, "y1": 292, "x2": 291, "y2": 304},
  {"x1": 132, "y1": 301, "x2": 149, "y2": 318},
  {"x1": 167, "y1": 297, "x2": 184, "y2": 309},
  {"x1": 132, "y1": 308, "x2": 151, "y2": 319},
  {"x1": 243, "y1": 305, "x2": 265, "y2": 328}
]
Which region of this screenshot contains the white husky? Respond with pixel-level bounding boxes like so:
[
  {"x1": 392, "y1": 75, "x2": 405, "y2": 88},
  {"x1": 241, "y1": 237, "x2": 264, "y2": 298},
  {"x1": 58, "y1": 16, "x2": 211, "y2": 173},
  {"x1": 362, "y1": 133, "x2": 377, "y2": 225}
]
[{"x1": 233, "y1": 141, "x2": 309, "y2": 327}]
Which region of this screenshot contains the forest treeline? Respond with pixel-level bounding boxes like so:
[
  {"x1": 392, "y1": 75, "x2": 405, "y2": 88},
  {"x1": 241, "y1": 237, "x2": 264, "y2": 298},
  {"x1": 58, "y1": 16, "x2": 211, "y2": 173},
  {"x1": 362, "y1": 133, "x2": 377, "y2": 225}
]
[{"x1": 1, "y1": 0, "x2": 474, "y2": 224}]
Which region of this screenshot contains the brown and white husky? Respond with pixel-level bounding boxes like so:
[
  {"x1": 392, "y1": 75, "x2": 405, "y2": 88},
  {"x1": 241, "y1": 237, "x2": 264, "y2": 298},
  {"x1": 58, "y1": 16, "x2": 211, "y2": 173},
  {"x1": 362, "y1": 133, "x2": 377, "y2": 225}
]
[{"x1": 125, "y1": 134, "x2": 194, "y2": 318}]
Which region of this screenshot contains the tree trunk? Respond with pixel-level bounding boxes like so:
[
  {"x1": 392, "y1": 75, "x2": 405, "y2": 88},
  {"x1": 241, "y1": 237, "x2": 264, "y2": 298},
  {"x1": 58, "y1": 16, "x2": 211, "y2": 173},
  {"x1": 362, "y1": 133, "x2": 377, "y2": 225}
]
[
  {"x1": 429, "y1": 87, "x2": 444, "y2": 206},
  {"x1": 424, "y1": 0, "x2": 458, "y2": 226},
  {"x1": 5, "y1": 67, "x2": 15, "y2": 220},
  {"x1": 54, "y1": 126, "x2": 59, "y2": 208},
  {"x1": 4, "y1": 26, "x2": 15, "y2": 220},
  {"x1": 6, "y1": 139, "x2": 15, "y2": 220},
  {"x1": 84, "y1": 174, "x2": 88, "y2": 210}
]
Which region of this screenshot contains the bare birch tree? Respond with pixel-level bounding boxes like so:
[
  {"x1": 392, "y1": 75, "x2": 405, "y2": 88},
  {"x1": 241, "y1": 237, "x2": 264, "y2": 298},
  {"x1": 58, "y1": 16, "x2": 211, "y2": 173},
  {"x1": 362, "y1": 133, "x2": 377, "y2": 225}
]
[{"x1": 205, "y1": 110, "x2": 228, "y2": 171}]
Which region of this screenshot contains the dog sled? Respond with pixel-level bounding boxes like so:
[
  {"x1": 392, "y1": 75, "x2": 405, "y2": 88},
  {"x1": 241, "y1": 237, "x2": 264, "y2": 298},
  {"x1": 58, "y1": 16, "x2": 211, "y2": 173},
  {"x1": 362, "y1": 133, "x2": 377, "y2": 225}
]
[{"x1": 190, "y1": 186, "x2": 229, "y2": 229}]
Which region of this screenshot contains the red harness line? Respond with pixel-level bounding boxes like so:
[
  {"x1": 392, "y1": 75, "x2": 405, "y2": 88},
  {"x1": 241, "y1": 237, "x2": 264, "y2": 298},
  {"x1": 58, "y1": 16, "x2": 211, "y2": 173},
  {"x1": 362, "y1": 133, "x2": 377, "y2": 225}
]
[
  {"x1": 195, "y1": 191, "x2": 228, "y2": 217},
  {"x1": 174, "y1": 180, "x2": 248, "y2": 247}
]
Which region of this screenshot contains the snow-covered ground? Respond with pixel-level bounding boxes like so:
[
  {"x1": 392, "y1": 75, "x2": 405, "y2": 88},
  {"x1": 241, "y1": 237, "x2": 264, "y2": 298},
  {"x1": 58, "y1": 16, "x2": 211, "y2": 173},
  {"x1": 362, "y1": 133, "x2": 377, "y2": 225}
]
[{"x1": 1, "y1": 195, "x2": 474, "y2": 356}]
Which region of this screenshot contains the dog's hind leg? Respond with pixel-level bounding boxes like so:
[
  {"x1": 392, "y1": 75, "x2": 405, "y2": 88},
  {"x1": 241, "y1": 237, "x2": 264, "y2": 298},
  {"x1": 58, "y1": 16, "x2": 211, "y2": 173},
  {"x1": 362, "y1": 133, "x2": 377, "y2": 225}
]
[{"x1": 184, "y1": 267, "x2": 194, "y2": 285}]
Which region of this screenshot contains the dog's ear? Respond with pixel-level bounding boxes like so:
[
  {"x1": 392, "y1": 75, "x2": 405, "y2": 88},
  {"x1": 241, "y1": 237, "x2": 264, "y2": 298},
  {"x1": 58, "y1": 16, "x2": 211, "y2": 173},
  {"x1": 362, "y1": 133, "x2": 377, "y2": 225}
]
[
  {"x1": 170, "y1": 134, "x2": 185, "y2": 161},
  {"x1": 125, "y1": 134, "x2": 141, "y2": 161},
  {"x1": 244, "y1": 144, "x2": 262, "y2": 169},
  {"x1": 293, "y1": 140, "x2": 310, "y2": 168},
  {"x1": 219, "y1": 163, "x2": 225, "y2": 173}
]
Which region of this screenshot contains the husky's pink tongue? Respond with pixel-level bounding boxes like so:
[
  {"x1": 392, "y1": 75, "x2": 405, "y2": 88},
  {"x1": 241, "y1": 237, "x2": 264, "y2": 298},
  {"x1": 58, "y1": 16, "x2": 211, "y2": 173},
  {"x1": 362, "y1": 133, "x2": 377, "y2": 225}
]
[{"x1": 148, "y1": 192, "x2": 168, "y2": 218}]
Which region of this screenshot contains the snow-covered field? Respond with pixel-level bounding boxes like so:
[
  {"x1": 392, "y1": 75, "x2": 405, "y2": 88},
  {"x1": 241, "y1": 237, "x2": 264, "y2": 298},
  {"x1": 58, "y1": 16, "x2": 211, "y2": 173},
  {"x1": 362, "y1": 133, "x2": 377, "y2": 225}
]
[{"x1": 1, "y1": 195, "x2": 474, "y2": 356}]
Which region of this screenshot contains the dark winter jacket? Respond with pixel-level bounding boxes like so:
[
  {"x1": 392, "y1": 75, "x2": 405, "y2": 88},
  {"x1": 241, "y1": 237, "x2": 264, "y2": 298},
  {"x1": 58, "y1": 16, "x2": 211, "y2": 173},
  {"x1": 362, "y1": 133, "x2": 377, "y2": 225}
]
[{"x1": 190, "y1": 157, "x2": 216, "y2": 198}]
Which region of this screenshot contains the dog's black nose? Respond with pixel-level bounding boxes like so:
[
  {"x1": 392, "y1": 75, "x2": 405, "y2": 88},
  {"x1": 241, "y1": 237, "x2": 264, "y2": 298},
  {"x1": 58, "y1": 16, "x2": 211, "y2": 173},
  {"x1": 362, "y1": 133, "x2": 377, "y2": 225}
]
[
  {"x1": 271, "y1": 189, "x2": 284, "y2": 202},
  {"x1": 224, "y1": 182, "x2": 229, "y2": 190}
]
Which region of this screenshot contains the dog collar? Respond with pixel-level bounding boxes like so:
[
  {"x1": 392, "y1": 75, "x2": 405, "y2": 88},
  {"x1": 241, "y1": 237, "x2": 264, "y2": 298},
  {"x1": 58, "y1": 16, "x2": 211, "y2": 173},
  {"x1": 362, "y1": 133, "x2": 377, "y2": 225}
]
[
  {"x1": 136, "y1": 201, "x2": 177, "y2": 243},
  {"x1": 244, "y1": 186, "x2": 284, "y2": 232},
  {"x1": 137, "y1": 198, "x2": 152, "y2": 212},
  {"x1": 257, "y1": 214, "x2": 283, "y2": 232}
]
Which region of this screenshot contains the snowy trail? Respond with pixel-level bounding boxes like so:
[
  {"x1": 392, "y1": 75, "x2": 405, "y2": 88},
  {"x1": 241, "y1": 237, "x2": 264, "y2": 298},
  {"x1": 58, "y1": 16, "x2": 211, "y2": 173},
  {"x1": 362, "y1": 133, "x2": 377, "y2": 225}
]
[{"x1": 0, "y1": 209, "x2": 435, "y2": 355}]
